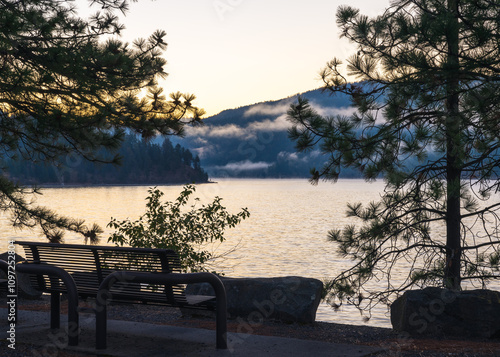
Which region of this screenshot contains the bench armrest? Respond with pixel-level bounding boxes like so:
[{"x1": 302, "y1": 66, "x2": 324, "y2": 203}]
[
  {"x1": 16, "y1": 262, "x2": 80, "y2": 346},
  {"x1": 95, "y1": 271, "x2": 227, "y2": 350}
]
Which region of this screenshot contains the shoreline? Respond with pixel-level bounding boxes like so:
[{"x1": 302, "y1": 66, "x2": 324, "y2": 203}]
[
  {"x1": 33, "y1": 180, "x2": 216, "y2": 189},
  {"x1": 28, "y1": 177, "x2": 376, "y2": 189}
]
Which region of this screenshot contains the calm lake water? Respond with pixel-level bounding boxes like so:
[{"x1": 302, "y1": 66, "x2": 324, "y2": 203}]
[{"x1": 3, "y1": 179, "x2": 499, "y2": 328}]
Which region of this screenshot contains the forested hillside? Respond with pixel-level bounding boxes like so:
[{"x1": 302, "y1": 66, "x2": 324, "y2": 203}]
[
  {"x1": 6, "y1": 135, "x2": 209, "y2": 185},
  {"x1": 171, "y1": 88, "x2": 361, "y2": 178}
]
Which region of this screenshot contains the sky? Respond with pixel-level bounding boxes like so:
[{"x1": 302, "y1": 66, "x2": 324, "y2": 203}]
[{"x1": 77, "y1": 0, "x2": 390, "y2": 116}]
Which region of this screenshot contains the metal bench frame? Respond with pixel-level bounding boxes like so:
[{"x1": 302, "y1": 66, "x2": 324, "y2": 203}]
[{"x1": 15, "y1": 241, "x2": 227, "y2": 350}]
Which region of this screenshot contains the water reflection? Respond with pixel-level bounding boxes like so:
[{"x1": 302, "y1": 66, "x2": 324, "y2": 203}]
[{"x1": 3, "y1": 179, "x2": 498, "y2": 327}]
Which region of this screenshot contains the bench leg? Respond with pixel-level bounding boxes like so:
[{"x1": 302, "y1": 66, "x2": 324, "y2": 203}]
[
  {"x1": 16, "y1": 263, "x2": 79, "y2": 346},
  {"x1": 213, "y1": 282, "x2": 228, "y2": 349},
  {"x1": 50, "y1": 283, "x2": 79, "y2": 347},
  {"x1": 50, "y1": 292, "x2": 60, "y2": 329},
  {"x1": 67, "y1": 295, "x2": 79, "y2": 347},
  {"x1": 216, "y1": 306, "x2": 227, "y2": 349}
]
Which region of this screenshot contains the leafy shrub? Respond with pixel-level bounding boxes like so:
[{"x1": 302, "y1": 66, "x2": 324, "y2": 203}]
[{"x1": 107, "y1": 185, "x2": 250, "y2": 273}]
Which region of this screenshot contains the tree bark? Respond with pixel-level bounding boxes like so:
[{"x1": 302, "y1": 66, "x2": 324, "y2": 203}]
[{"x1": 444, "y1": 0, "x2": 462, "y2": 290}]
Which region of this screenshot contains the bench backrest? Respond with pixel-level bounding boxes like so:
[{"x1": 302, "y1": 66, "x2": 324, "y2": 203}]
[{"x1": 16, "y1": 241, "x2": 189, "y2": 306}]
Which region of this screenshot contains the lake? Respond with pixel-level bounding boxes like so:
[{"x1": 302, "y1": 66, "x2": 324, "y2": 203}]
[{"x1": 2, "y1": 178, "x2": 498, "y2": 328}]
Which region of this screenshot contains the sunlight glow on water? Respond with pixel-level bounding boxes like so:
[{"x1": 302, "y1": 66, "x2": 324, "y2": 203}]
[{"x1": 3, "y1": 178, "x2": 499, "y2": 328}]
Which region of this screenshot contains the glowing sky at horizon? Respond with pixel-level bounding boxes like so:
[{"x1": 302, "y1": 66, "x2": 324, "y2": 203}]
[{"x1": 77, "y1": 0, "x2": 390, "y2": 116}]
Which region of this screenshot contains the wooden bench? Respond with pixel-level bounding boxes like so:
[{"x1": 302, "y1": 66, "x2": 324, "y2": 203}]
[{"x1": 15, "y1": 241, "x2": 227, "y2": 350}]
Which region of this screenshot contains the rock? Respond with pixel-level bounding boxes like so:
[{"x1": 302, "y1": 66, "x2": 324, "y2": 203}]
[
  {"x1": 184, "y1": 276, "x2": 323, "y2": 324},
  {"x1": 391, "y1": 287, "x2": 500, "y2": 338},
  {"x1": 0, "y1": 251, "x2": 43, "y2": 299}
]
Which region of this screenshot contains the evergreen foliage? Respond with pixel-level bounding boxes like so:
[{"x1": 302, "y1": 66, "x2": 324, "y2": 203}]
[
  {"x1": 288, "y1": 0, "x2": 500, "y2": 317},
  {"x1": 0, "y1": 0, "x2": 203, "y2": 242}
]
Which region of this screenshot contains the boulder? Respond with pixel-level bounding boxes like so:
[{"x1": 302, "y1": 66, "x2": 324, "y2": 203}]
[
  {"x1": 185, "y1": 276, "x2": 323, "y2": 324},
  {"x1": 391, "y1": 287, "x2": 500, "y2": 338},
  {"x1": 0, "y1": 251, "x2": 43, "y2": 299}
]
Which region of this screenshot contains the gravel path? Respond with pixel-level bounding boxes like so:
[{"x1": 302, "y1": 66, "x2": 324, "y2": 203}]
[{"x1": 2, "y1": 296, "x2": 499, "y2": 356}]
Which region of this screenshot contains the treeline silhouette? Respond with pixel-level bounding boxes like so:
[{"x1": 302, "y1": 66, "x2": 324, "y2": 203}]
[{"x1": 6, "y1": 135, "x2": 209, "y2": 185}]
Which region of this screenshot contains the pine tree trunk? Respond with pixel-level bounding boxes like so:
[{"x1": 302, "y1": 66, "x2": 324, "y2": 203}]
[{"x1": 444, "y1": 0, "x2": 462, "y2": 291}]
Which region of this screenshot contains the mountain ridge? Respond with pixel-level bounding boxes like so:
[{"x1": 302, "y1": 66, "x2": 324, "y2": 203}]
[{"x1": 172, "y1": 87, "x2": 358, "y2": 178}]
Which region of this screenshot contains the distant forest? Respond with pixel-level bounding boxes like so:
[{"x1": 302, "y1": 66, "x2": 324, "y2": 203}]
[{"x1": 6, "y1": 135, "x2": 209, "y2": 185}]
